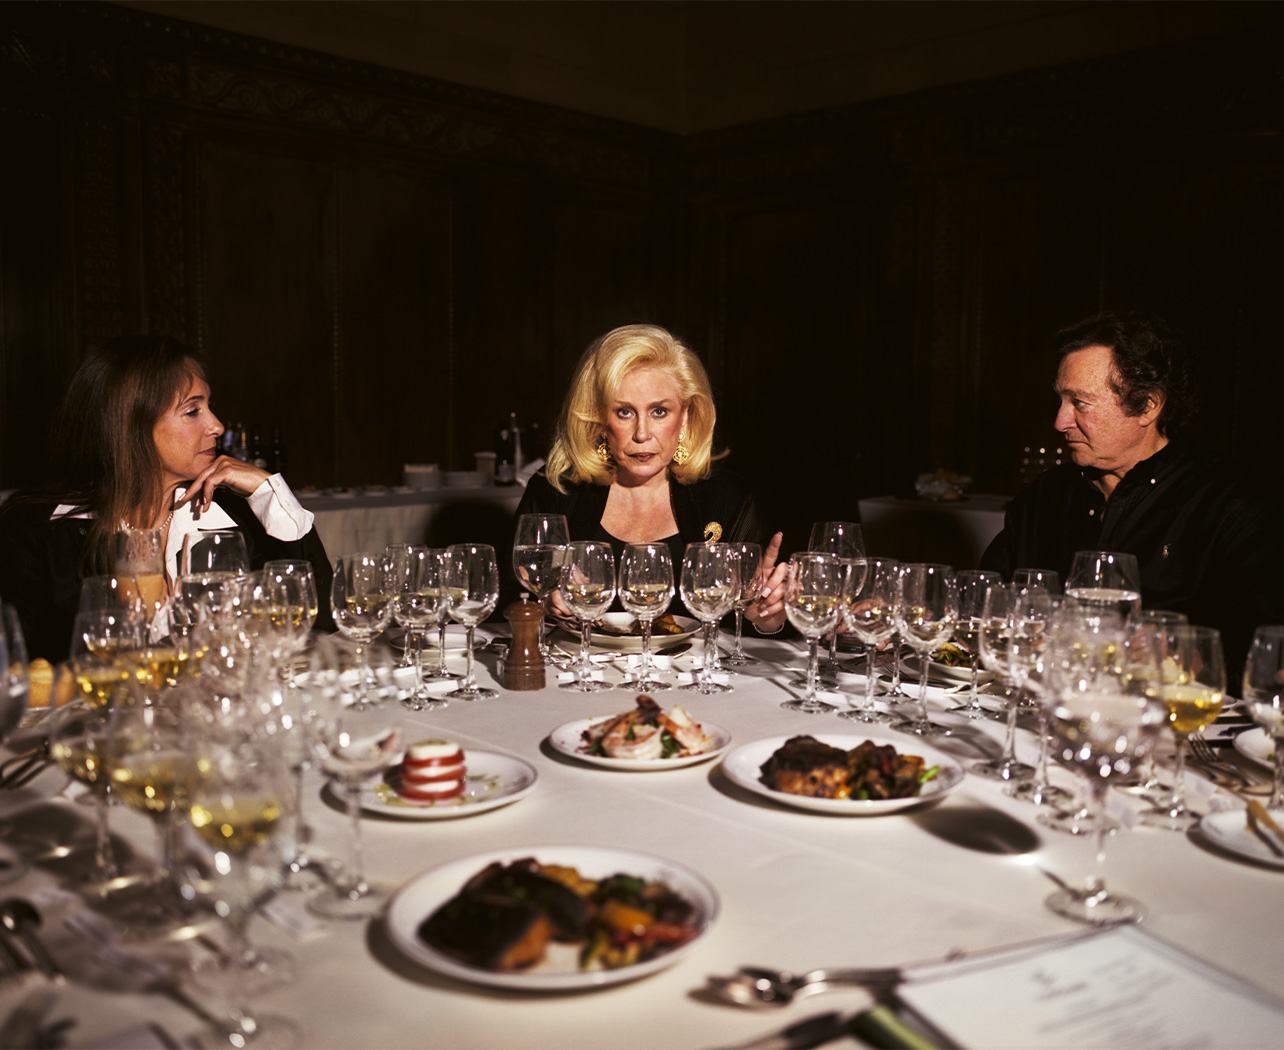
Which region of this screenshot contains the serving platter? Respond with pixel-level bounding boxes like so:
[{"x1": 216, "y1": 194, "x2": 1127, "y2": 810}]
[
  {"x1": 548, "y1": 717, "x2": 731, "y2": 771},
  {"x1": 721, "y1": 733, "x2": 964, "y2": 815},
  {"x1": 360, "y1": 750, "x2": 537, "y2": 819},
  {"x1": 384, "y1": 845, "x2": 719, "y2": 990}
]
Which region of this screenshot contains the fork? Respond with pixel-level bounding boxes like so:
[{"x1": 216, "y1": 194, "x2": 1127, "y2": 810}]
[{"x1": 1188, "y1": 736, "x2": 1268, "y2": 794}]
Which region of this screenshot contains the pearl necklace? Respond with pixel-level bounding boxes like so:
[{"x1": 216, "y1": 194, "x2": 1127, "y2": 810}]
[{"x1": 120, "y1": 507, "x2": 176, "y2": 532}]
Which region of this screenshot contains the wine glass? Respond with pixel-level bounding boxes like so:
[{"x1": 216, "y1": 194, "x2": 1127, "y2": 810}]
[
  {"x1": 330, "y1": 553, "x2": 395, "y2": 709},
  {"x1": 680, "y1": 543, "x2": 740, "y2": 696},
  {"x1": 182, "y1": 738, "x2": 300, "y2": 1046},
  {"x1": 512, "y1": 513, "x2": 570, "y2": 660},
  {"x1": 1117, "y1": 609, "x2": 1189, "y2": 796},
  {"x1": 889, "y1": 564, "x2": 957, "y2": 736},
  {"x1": 809, "y1": 521, "x2": 866, "y2": 680},
  {"x1": 839, "y1": 557, "x2": 899, "y2": 723},
  {"x1": 305, "y1": 636, "x2": 400, "y2": 921},
  {"x1": 49, "y1": 699, "x2": 121, "y2": 884},
  {"x1": 618, "y1": 543, "x2": 675, "y2": 691},
  {"x1": 950, "y1": 570, "x2": 1001, "y2": 719},
  {"x1": 0, "y1": 608, "x2": 30, "y2": 884},
  {"x1": 1142, "y1": 625, "x2": 1226, "y2": 831},
  {"x1": 558, "y1": 541, "x2": 616, "y2": 693},
  {"x1": 69, "y1": 609, "x2": 142, "y2": 712},
  {"x1": 725, "y1": 542, "x2": 762, "y2": 667},
  {"x1": 970, "y1": 584, "x2": 1037, "y2": 780},
  {"x1": 1011, "y1": 567, "x2": 1061, "y2": 594},
  {"x1": 183, "y1": 529, "x2": 250, "y2": 577},
  {"x1": 386, "y1": 546, "x2": 447, "y2": 711},
  {"x1": 1065, "y1": 550, "x2": 1141, "y2": 618},
  {"x1": 262, "y1": 559, "x2": 319, "y2": 673},
  {"x1": 384, "y1": 544, "x2": 420, "y2": 669},
  {"x1": 113, "y1": 527, "x2": 169, "y2": 626},
  {"x1": 415, "y1": 548, "x2": 458, "y2": 683},
  {"x1": 1242, "y1": 625, "x2": 1284, "y2": 809},
  {"x1": 444, "y1": 543, "x2": 501, "y2": 701},
  {"x1": 781, "y1": 552, "x2": 844, "y2": 712},
  {"x1": 79, "y1": 575, "x2": 132, "y2": 613},
  {"x1": 1041, "y1": 616, "x2": 1166, "y2": 925}
]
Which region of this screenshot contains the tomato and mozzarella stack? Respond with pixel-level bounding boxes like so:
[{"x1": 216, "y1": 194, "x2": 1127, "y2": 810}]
[{"x1": 397, "y1": 740, "x2": 467, "y2": 802}]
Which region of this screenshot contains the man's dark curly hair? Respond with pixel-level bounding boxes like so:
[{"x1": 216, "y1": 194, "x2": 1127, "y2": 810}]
[{"x1": 1055, "y1": 312, "x2": 1195, "y2": 437}]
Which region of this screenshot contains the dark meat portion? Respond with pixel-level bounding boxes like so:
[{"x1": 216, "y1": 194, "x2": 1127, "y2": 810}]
[
  {"x1": 759, "y1": 735, "x2": 852, "y2": 798},
  {"x1": 419, "y1": 895, "x2": 554, "y2": 972}
]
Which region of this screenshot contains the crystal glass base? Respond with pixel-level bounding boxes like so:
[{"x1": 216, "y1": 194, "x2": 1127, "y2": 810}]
[
  {"x1": 970, "y1": 758, "x2": 1035, "y2": 781},
  {"x1": 1045, "y1": 887, "x2": 1144, "y2": 926},
  {"x1": 193, "y1": 1014, "x2": 300, "y2": 1049},
  {"x1": 307, "y1": 880, "x2": 388, "y2": 921},
  {"x1": 888, "y1": 715, "x2": 952, "y2": 737},
  {"x1": 560, "y1": 678, "x2": 613, "y2": 693},
  {"x1": 1005, "y1": 779, "x2": 1073, "y2": 806},
  {"x1": 780, "y1": 698, "x2": 836, "y2": 713},
  {"x1": 447, "y1": 685, "x2": 498, "y2": 701},
  {"x1": 837, "y1": 708, "x2": 893, "y2": 724},
  {"x1": 1038, "y1": 808, "x2": 1119, "y2": 837}
]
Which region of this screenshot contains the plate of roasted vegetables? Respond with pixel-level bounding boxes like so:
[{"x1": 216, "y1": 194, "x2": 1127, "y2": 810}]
[
  {"x1": 386, "y1": 847, "x2": 719, "y2": 990},
  {"x1": 549, "y1": 696, "x2": 731, "y2": 771},
  {"x1": 721, "y1": 733, "x2": 964, "y2": 815}
]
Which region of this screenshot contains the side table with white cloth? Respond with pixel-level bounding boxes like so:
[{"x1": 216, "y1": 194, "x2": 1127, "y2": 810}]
[
  {"x1": 857, "y1": 494, "x2": 1010, "y2": 568},
  {"x1": 0, "y1": 635, "x2": 1280, "y2": 1049}
]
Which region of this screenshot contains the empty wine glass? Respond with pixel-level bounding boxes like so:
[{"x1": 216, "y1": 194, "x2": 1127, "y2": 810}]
[
  {"x1": 839, "y1": 558, "x2": 899, "y2": 724},
  {"x1": 183, "y1": 529, "x2": 250, "y2": 576},
  {"x1": 414, "y1": 548, "x2": 458, "y2": 683},
  {"x1": 1142, "y1": 625, "x2": 1226, "y2": 831},
  {"x1": 1065, "y1": 550, "x2": 1141, "y2": 618},
  {"x1": 725, "y1": 542, "x2": 762, "y2": 667},
  {"x1": 386, "y1": 546, "x2": 447, "y2": 711},
  {"x1": 1011, "y1": 567, "x2": 1061, "y2": 594},
  {"x1": 781, "y1": 552, "x2": 844, "y2": 712},
  {"x1": 79, "y1": 575, "x2": 132, "y2": 613},
  {"x1": 889, "y1": 564, "x2": 957, "y2": 736},
  {"x1": 1004, "y1": 591, "x2": 1073, "y2": 808},
  {"x1": 444, "y1": 543, "x2": 500, "y2": 701},
  {"x1": 618, "y1": 543, "x2": 675, "y2": 691},
  {"x1": 559, "y1": 541, "x2": 616, "y2": 693},
  {"x1": 809, "y1": 521, "x2": 866, "y2": 680},
  {"x1": 330, "y1": 553, "x2": 394, "y2": 709},
  {"x1": 949, "y1": 569, "x2": 1001, "y2": 719},
  {"x1": 512, "y1": 513, "x2": 570, "y2": 660},
  {"x1": 1041, "y1": 616, "x2": 1165, "y2": 925},
  {"x1": 384, "y1": 544, "x2": 420, "y2": 669},
  {"x1": 1243, "y1": 625, "x2": 1284, "y2": 809},
  {"x1": 970, "y1": 584, "x2": 1036, "y2": 780},
  {"x1": 681, "y1": 543, "x2": 740, "y2": 696}
]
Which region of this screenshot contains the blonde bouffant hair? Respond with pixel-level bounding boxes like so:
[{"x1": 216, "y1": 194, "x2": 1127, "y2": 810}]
[{"x1": 544, "y1": 324, "x2": 717, "y2": 493}]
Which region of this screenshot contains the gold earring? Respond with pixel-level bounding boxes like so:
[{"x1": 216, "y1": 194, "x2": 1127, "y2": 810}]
[
  {"x1": 594, "y1": 437, "x2": 611, "y2": 464},
  {"x1": 672, "y1": 432, "x2": 691, "y2": 465}
]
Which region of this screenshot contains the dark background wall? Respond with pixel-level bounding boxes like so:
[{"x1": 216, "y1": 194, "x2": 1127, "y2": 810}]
[{"x1": 2, "y1": 2, "x2": 1282, "y2": 556}]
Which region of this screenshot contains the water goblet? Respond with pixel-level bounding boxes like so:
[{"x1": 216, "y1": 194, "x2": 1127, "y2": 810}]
[
  {"x1": 1243, "y1": 625, "x2": 1284, "y2": 809},
  {"x1": 888, "y1": 564, "x2": 957, "y2": 736},
  {"x1": 1065, "y1": 550, "x2": 1141, "y2": 618},
  {"x1": 330, "y1": 553, "x2": 394, "y2": 709},
  {"x1": 444, "y1": 543, "x2": 500, "y2": 701},
  {"x1": 839, "y1": 558, "x2": 899, "y2": 724},
  {"x1": 781, "y1": 552, "x2": 844, "y2": 712},
  {"x1": 725, "y1": 542, "x2": 762, "y2": 667},
  {"x1": 618, "y1": 543, "x2": 675, "y2": 691},
  {"x1": 949, "y1": 569, "x2": 1000, "y2": 719},
  {"x1": 559, "y1": 541, "x2": 616, "y2": 693},
  {"x1": 681, "y1": 543, "x2": 740, "y2": 696},
  {"x1": 512, "y1": 513, "x2": 570, "y2": 660}
]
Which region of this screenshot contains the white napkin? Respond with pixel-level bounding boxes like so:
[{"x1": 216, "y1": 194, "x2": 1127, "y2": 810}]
[{"x1": 557, "y1": 670, "x2": 606, "y2": 683}]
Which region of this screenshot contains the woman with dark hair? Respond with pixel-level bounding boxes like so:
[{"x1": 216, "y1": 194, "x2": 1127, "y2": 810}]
[{"x1": 0, "y1": 335, "x2": 331, "y2": 660}]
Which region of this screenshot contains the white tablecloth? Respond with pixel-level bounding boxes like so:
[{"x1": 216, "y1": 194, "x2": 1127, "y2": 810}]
[
  {"x1": 2, "y1": 641, "x2": 1280, "y2": 1049},
  {"x1": 858, "y1": 495, "x2": 1010, "y2": 569}
]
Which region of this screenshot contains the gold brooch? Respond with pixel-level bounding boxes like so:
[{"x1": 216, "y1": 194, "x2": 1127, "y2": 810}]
[{"x1": 703, "y1": 521, "x2": 723, "y2": 544}]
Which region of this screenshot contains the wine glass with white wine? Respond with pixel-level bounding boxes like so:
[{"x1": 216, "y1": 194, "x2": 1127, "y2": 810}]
[
  {"x1": 889, "y1": 563, "x2": 957, "y2": 737},
  {"x1": 444, "y1": 543, "x2": 501, "y2": 701},
  {"x1": 781, "y1": 552, "x2": 844, "y2": 713},
  {"x1": 680, "y1": 543, "x2": 740, "y2": 696}
]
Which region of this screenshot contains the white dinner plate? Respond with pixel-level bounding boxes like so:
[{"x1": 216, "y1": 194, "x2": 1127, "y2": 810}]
[
  {"x1": 558, "y1": 613, "x2": 700, "y2": 653},
  {"x1": 1232, "y1": 727, "x2": 1275, "y2": 771},
  {"x1": 388, "y1": 624, "x2": 489, "y2": 652},
  {"x1": 384, "y1": 845, "x2": 719, "y2": 990},
  {"x1": 901, "y1": 652, "x2": 991, "y2": 685},
  {"x1": 548, "y1": 717, "x2": 731, "y2": 771},
  {"x1": 721, "y1": 733, "x2": 965, "y2": 815},
  {"x1": 361, "y1": 750, "x2": 537, "y2": 819},
  {"x1": 1199, "y1": 808, "x2": 1284, "y2": 870}
]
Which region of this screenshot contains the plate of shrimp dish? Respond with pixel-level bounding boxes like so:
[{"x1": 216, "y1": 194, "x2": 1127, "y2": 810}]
[{"x1": 549, "y1": 696, "x2": 730, "y2": 771}]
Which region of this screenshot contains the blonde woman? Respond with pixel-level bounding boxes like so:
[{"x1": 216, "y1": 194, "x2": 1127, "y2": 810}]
[{"x1": 516, "y1": 324, "x2": 786, "y2": 632}]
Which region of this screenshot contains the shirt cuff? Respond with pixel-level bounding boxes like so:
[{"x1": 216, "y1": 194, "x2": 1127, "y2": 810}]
[{"x1": 248, "y1": 474, "x2": 314, "y2": 542}]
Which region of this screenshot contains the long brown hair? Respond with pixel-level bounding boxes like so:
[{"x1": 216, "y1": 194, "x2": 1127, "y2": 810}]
[{"x1": 48, "y1": 336, "x2": 207, "y2": 570}]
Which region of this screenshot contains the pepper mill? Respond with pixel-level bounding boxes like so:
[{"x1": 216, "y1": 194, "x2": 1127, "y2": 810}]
[{"x1": 503, "y1": 596, "x2": 545, "y2": 691}]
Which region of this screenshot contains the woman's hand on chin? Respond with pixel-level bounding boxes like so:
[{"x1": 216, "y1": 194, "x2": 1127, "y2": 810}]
[
  {"x1": 744, "y1": 531, "x2": 788, "y2": 634},
  {"x1": 176, "y1": 455, "x2": 270, "y2": 513}
]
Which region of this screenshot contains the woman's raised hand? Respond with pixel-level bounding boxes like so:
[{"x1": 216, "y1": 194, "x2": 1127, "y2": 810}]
[
  {"x1": 743, "y1": 531, "x2": 787, "y2": 634},
  {"x1": 176, "y1": 455, "x2": 270, "y2": 515}
]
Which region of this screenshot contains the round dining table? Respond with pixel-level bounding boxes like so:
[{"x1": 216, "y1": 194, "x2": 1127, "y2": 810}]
[{"x1": 1, "y1": 632, "x2": 1280, "y2": 1049}]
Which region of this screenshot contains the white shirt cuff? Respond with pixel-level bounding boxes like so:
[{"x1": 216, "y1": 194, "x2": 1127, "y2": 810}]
[{"x1": 248, "y1": 474, "x2": 314, "y2": 542}]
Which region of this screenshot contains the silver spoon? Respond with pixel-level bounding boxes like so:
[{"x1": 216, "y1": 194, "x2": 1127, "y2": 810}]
[
  {"x1": 0, "y1": 899, "x2": 63, "y2": 981},
  {"x1": 711, "y1": 964, "x2": 902, "y2": 1007}
]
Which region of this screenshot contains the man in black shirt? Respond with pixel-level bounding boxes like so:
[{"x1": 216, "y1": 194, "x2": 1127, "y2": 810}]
[{"x1": 982, "y1": 313, "x2": 1284, "y2": 682}]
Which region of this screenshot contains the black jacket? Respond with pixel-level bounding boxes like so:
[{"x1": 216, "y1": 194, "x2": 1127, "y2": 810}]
[
  {"x1": 982, "y1": 442, "x2": 1284, "y2": 681},
  {"x1": 0, "y1": 490, "x2": 333, "y2": 662}
]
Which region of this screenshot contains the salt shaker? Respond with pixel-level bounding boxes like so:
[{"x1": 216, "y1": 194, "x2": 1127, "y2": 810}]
[{"x1": 503, "y1": 596, "x2": 544, "y2": 691}]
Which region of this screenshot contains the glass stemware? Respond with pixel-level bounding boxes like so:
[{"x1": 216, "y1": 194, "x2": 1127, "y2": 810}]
[
  {"x1": 444, "y1": 543, "x2": 501, "y2": 701},
  {"x1": 680, "y1": 543, "x2": 740, "y2": 696},
  {"x1": 949, "y1": 570, "x2": 1000, "y2": 719},
  {"x1": 0, "y1": 607, "x2": 29, "y2": 884},
  {"x1": 1143, "y1": 625, "x2": 1226, "y2": 831},
  {"x1": 559, "y1": 541, "x2": 616, "y2": 693},
  {"x1": 182, "y1": 529, "x2": 250, "y2": 577},
  {"x1": 1011, "y1": 567, "x2": 1061, "y2": 595},
  {"x1": 49, "y1": 699, "x2": 122, "y2": 885},
  {"x1": 839, "y1": 557, "x2": 899, "y2": 724},
  {"x1": 889, "y1": 564, "x2": 957, "y2": 736},
  {"x1": 330, "y1": 553, "x2": 395, "y2": 709},
  {"x1": 384, "y1": 544, "x2": 420, "y2": 670},
  {"x1": 386, "y1": 546, "x2": 445, "y2": 710},
  {"x1": 1065, "y1": 550, "x2": 1142, "y2": 619},
  {"x1": 1041, "y1": 617, "x2": 1166, "y2": 925},
  {"x1": 512, "y1": 513, "x2": 570, "y2": 661},
  {"x1": 970, "y1": 584, "x2": 1036, "y2": 780},
  {"x1": 808, "y1": 521, "x2": 866, "y2": 681},
  {"x1": 415, "y1": 548, "x2": 458, "y2": 683},
  {"x1": 1243, "y1": 625, "x2": 1284, "y2": 809},
  {"x1": 1003, "y1": 592, "x2": 1073, "y2": 807},
  {"x1": 781, "y1": 552, "x2": 844, "y2": 712},
  {"x1": 1117, "y1": 609, "x2": 1188, "y2": 795},
  {"x1": 725, "y1": 542, "x2": 763, "y2": 667},
  {"x1": 113, "y1": 527, "x2": 169, "y2": 627},
  {"x1": 618, "y1": 543, "x2": 676, "y2": 691}
]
